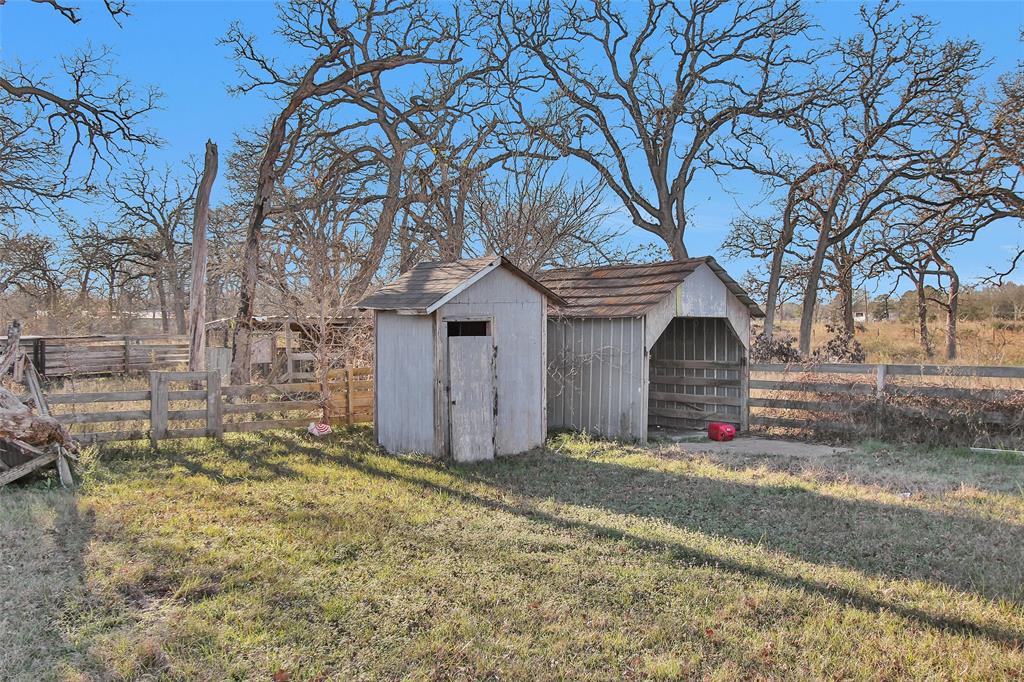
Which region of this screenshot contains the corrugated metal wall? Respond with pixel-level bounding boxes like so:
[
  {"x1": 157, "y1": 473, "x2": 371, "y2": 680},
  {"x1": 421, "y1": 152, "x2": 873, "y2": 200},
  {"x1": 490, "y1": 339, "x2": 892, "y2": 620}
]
[
  {"x1": 648, "y1": 317, "x2": 743, "y2": 431},
  {"x1": 546, "y1": 316, "x2": 646, "y2": 440}
]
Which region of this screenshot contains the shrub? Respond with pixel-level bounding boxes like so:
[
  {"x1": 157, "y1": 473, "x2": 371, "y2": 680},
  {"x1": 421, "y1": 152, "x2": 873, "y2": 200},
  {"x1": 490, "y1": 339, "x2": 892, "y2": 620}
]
[
  {"x1": 811, "y1": 323, "x2": 866, "y2": 363},
  {"x1": 749, "y1": 332, "x2": 803, "y2": 363}
]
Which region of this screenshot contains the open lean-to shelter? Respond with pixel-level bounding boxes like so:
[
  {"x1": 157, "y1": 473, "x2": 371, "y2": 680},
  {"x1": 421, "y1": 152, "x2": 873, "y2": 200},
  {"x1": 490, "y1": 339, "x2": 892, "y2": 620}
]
[
  {"x1": 357, "y1": 257, "x2": 565, "y2": 462},
  {"x1": 537, "y1": 257, "x2": 764, "y2": 443}
]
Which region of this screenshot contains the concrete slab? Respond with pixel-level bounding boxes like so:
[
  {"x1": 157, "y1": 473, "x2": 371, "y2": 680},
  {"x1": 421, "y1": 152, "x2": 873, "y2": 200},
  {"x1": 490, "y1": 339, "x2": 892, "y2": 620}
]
[{"x1": 667, "y1": 436, "x2": 850, "y2": 458}]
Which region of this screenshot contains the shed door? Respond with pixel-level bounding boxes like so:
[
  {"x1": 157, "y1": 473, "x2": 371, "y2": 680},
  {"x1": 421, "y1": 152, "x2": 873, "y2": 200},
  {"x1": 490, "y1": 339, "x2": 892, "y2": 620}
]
[{"x1": 448, "y1": 336, "x2": 496, "y2": 462}]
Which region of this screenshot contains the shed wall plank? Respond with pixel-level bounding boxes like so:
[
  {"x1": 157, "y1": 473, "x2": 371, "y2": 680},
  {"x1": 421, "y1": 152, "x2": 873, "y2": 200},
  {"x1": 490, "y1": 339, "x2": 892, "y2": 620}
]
[
  {"x1": 375, "y1": 311, "x2": 435, "y2": 454},
  {"x1": 678, "y1": 264, "x2": 727, "y2": 317}
]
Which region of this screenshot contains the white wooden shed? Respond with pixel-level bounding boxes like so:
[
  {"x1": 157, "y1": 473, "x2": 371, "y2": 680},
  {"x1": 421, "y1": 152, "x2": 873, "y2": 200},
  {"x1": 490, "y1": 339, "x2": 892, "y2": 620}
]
[
  {"x1": 537, "y1": 257, "x2": 764, "y2": 442},
  {"x1": 357, "y1": 257, "x2": 565, "y2": 462}
]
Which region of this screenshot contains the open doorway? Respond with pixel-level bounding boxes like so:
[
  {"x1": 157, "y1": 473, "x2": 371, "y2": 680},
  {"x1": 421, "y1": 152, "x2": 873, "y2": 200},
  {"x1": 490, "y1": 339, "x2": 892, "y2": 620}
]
[{"x1": 648, "y1": 317, "x2": 744, "y2": 436}]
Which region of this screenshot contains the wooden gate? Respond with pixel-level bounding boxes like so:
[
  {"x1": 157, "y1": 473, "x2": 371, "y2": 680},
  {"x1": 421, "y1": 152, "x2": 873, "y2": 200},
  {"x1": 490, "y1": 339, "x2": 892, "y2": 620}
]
[{"x1": 149, "y1": 370, "x2": 223, "y2": 447}]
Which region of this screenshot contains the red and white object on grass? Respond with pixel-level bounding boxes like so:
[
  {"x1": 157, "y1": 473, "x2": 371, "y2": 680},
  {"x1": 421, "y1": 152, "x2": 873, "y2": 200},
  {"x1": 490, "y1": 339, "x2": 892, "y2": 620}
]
[
  {"x1": 307, "y1": 422, "x2": 333, "y2": 437},
  {"x1": 707, "y1": 422, "x2": 736, "y2": 442}
]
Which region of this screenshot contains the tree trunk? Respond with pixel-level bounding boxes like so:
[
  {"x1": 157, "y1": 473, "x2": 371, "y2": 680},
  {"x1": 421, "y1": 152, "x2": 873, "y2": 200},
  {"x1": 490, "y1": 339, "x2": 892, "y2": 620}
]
[
  {"x1": 763, "y1": 196, "x2": 800, "y2": 340},
  {"x1": 915, "y1": 277, "x2": 933, "y2": 359},
  {"x1": 763, "y1": 248, "x2": 786, "y2": 340},
  {"x1": 838, "y1": 273, "x2": 855, "y2": 334},
  {"x1": 163, "y1": 249, "x2": 187, "y2": 335},
  {"x1": 937, "y1": 257, "x2": 959, "y2": 361},
  {"x1": 107, "y1": 275, "x2": 116, "y2": 319},
  {"x1": 347, "y1": 153, "x2": 406, "y2": 302},
  {"x1": 188, "y1": 140, "x2": 218, "y2": 373},
  {"x1": 798, "y1": 226, "x2": 832, "y2": 355},
  {"x1": 155, "y1": 275, "x2": 170, "y2": 334},
  {"x1": 666, "y1": 232, "x2": 688, "y2": 261}
]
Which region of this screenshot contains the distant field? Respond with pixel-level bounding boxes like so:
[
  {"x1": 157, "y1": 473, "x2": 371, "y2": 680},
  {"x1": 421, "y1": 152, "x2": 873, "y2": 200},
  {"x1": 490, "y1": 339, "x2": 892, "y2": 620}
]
[
  {"x1": 2, "y1": 429, "x2": 1022, "y2": 680},
  {"x1": 772, "y1": 319, "x2": 1024, "y2": 365}
]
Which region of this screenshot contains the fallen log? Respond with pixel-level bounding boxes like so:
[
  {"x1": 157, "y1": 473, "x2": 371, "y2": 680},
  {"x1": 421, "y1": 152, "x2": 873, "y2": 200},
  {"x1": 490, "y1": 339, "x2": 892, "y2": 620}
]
[{"x1": 0, "y1": 388, "x2": 76, "y2": 451}]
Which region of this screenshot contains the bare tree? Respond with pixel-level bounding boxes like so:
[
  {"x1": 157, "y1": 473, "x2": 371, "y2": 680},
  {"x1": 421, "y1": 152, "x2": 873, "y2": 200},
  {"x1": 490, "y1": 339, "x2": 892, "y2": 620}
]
[
  {"x1": 0, "y1": 2, "x2": 157, "y2": 219},
  {"x1": 466, "y1": 159, "x2": 630, "y2": 273},
  {"x1": 107, "y1": 161, "x2": 198, "y2": 333},
  {"x1": 63, "y1": 220, "x2": 151, "y2": 326},
  {"x1": 724, "y1": 1, "x2": 982, "y2": 354},
  {"x1": 501, "y1": 0, "x2": 814, "y2": 260},
  {"x1": 222, "y1": 0, "x2": 465, "y2": 383},
  {"x1": 262, "y1": 172, "x2": 374, "y2": 420},
  {"x1": 0, "y1": 226, "x2": 61, "y2": 300}
]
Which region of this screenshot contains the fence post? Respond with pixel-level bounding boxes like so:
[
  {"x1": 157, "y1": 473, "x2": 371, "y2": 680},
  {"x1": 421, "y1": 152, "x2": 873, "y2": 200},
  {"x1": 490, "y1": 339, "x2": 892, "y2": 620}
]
[
  {"x1": 739, "y1": 353, "x2": 750, "y2": 432},
  {"x1": 123, "y1": 336, "x2": 131, "y2": 374},
  {"x1": 150, "y1": 371, "x2": 168, "y2": 448},
  {"x1": 346, "y1": 367, "x2": 354, "y2": 426},
  {"x1": 206, "y1": 369, "x2": 223, "y2": 437},
  {"x1": 875, "y1": 364, "x2": 887, "y2": 399}
]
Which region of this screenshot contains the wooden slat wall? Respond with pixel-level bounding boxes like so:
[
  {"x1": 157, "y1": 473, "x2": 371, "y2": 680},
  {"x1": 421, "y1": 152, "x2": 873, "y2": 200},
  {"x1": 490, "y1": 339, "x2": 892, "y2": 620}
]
[
  {"x1": 9, "y1": 335, "x2": 190, "y2": 377},
  {"x1": 648, "y1": 318, "x2": 743, "y2": 430}
]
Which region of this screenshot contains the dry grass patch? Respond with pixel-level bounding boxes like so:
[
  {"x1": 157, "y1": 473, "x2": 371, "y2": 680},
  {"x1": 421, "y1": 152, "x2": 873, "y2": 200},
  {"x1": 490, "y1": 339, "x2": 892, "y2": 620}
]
[{"x1": 2, "y1": 428, "x2": 1023, "y2": 680}]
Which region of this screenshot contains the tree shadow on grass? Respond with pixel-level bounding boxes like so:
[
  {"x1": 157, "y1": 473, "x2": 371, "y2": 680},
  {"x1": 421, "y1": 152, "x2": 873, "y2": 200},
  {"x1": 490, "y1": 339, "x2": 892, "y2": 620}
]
[
  {"x1": 116, "y1": 429, "x2": 1024, "y2": 610},
  {"x1": 0, "y1": 489, "x2": 103, "y2": 679},
  {"x1": 255, "y1": 429, "x2": 1024, "y2": 606},
  {"x1": 149, "y1": 435, "x2": 307, "y2": 484},
  {"x1": 82, "y1": 430, "x2": 1024, "y2": 651},
  {"x1": 298, "y1": 450, "x2": 1023, "y2": 648},
  {"x1": 464, "y1": 451, "x2": 1024, "y2": 603}
]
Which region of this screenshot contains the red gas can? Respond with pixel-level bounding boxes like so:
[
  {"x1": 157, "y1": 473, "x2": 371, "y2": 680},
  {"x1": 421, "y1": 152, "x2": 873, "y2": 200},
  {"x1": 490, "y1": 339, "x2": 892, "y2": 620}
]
[{"x1": 708, "y1": 422, "x2": 736, "y2": 442}]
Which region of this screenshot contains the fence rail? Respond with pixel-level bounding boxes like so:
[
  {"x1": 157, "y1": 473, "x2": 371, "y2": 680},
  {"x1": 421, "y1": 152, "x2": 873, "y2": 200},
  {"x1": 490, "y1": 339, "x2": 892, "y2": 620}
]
[
  {"x1": 749, "y1": 362, "x2": 1024, "y2": 438},
  {"x1": 45, "y1": 367, "x2": 374, "y2": 445}
]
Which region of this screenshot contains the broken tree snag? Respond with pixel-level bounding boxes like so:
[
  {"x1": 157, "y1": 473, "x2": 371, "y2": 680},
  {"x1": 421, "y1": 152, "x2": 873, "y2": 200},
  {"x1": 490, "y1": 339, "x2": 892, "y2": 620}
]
[{"x1": 188, "y1": 139, "x2": 218, "y2": 373}]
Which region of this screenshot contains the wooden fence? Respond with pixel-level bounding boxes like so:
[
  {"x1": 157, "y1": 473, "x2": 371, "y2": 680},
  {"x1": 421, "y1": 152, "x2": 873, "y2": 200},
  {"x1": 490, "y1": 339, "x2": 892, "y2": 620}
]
[
  {"x1": 46, "y1": 367, "x2": 373, "y2": 445},
  {"x1": 6, "y1": 334, "x2": 189, "y2": 378},
  {"x1": 749, "y1": 362, "x2": 1024, "y2": 438}
]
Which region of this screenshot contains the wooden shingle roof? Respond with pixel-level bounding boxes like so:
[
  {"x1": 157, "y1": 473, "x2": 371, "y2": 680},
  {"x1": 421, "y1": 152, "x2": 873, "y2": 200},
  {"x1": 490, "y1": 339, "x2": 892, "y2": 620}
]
[
  {"x1": 536, "y1": 257, "x2": 765, "y2": 318},
  {"x1": 357, "y1": 256, "x2": 565, "y2": 314}
]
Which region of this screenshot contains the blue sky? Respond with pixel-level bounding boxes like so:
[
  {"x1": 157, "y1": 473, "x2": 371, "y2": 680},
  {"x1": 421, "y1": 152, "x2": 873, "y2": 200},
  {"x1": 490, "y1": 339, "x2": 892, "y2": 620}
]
[{"x1": 2, "y1": 0, "x2": 1022, "y2": 291}]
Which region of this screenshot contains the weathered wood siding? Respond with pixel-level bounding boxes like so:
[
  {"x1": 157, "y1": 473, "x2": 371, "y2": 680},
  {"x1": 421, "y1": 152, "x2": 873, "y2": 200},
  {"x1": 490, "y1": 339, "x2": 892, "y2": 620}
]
[
  {"x1": 374, "y1": 311, "x2": 436, "y2": 454},
  {"x1": 437, "y1": 267, "x2": 546, "y2": 456},
  {"x1": 648, "y1": 317, "x2": 744, "y2": 430},
  {"x1": 447, "y1": 336, "x2": 497, "y2": 462},
  {"x1": 677, "y1": 263, "x2": 727, "y2": 317},
  {"x1": 546, "y1": 316, "x2": 646, "y2": 440}
]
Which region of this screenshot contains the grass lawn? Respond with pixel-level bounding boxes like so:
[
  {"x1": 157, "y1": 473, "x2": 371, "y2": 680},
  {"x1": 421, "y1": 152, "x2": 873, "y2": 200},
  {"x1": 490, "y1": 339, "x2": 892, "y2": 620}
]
[{"x1": 2, "y1": 428, "x2": 1023, "y2": 680}]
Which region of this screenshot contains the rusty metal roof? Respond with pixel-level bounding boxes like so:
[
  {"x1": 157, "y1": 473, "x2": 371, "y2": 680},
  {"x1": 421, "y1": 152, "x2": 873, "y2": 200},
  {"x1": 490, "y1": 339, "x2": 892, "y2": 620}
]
[
  {"x1": 357, "y1": 256, "x2": 565, "y2": 313},
  {"x1": 537, "y1": 257, "x2": 765, "y2": 318}
]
